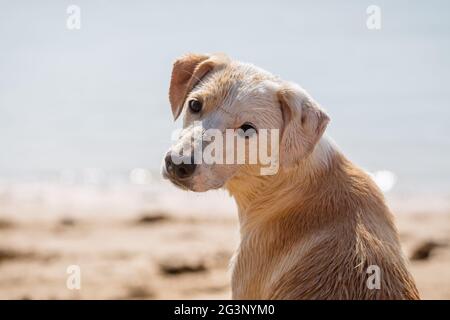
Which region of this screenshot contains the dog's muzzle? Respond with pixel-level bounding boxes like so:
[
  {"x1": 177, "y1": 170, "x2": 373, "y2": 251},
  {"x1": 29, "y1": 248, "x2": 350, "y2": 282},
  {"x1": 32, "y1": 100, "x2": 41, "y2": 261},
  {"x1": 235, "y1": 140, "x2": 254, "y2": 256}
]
[{"x1": 164, "y1": 152, "x2": 197, "y2": 180}]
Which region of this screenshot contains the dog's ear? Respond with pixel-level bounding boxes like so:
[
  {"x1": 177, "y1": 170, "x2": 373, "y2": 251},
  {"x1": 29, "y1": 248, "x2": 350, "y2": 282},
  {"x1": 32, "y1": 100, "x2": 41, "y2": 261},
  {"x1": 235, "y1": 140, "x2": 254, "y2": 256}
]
[
  {"x1": 169, "y1": 53, "x2": 229, "y2": 120},
  {"x1": 277, "y1": 82, "x2": 330, "y2": 168}
]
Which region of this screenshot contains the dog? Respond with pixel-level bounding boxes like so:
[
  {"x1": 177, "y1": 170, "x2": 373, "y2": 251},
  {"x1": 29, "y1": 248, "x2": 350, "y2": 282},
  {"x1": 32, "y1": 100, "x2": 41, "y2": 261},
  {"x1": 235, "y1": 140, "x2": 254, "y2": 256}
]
[{"x1": 162, "y1": 53, "x2": 420, "y2": 299}]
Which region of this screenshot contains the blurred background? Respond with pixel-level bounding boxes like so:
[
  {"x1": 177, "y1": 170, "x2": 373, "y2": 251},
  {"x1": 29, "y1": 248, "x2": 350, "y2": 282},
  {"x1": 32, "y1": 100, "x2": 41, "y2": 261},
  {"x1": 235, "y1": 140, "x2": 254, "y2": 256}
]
[{"x1": 0, "y1": 0, "x2": 449, "y2": 299}]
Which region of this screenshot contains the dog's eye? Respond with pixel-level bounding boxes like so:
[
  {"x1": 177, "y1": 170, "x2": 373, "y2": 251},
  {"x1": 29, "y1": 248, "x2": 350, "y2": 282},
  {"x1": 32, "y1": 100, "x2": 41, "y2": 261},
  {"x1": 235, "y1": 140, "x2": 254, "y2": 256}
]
[
  {"x1": 238, "y1": 122, "x2": 257, "y2": 138},
  {"x1": 188, "y1": 99, "x2": 202, "y2": 113}
]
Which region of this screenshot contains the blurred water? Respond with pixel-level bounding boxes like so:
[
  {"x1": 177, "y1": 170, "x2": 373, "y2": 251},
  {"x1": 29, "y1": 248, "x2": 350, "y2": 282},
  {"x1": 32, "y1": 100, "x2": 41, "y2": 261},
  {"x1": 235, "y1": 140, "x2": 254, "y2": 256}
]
[{"x1": 0, "y1": 0, "x2": 449, "y2": 203}]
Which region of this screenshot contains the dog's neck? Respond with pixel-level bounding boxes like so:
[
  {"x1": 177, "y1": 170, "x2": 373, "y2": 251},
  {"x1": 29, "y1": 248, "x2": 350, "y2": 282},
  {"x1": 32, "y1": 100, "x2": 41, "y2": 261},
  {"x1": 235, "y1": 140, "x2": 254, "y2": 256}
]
[{"x1": 225, "y1": 136, "x2": 338, "y2": 229}]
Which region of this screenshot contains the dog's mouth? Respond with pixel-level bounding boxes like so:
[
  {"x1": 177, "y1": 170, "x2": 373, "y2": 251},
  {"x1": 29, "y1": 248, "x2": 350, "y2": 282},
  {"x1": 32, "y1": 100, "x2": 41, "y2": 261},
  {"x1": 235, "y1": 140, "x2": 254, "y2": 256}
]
[
  {"x1": 168, "y1": 177, "x2": 190, "y2": 191},
  {"x1": 161, "y1": 165, "x2": 191, "y2": 191},
  {"x1": 161, "y1": 158, "x2": 228, "y2": 192}
]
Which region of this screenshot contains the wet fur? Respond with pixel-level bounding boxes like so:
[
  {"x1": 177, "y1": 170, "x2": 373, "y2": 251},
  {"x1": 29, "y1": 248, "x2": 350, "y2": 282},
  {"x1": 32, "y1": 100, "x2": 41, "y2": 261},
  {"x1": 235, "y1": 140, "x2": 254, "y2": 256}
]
[{"x1": 227, "y1": 143, "x2": 419, "y2": 299}]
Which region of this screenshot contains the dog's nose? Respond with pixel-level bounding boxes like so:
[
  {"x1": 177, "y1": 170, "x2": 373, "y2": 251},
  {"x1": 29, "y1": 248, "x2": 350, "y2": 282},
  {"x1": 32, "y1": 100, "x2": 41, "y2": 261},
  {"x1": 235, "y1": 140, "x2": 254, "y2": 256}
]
[{"x1": 165, "y1": 153, "x2": 196, "y2": 179}]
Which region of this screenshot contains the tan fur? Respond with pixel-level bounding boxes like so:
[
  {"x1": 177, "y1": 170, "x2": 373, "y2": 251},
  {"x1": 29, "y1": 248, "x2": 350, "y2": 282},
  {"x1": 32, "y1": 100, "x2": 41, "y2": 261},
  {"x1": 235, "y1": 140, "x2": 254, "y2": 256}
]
[
  {"x1": 164, "y1": 53, "x2": 420, "y2": 300},
  {"x1": 226, "y1": 149, "x2": 419, "y2": 299}
]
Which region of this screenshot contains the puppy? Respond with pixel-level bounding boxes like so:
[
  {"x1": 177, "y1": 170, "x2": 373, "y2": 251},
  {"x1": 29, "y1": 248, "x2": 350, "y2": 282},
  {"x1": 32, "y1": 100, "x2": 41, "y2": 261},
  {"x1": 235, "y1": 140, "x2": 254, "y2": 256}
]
[{"x1": 162, "y1": 53, "x2": 419, "y2": 299}]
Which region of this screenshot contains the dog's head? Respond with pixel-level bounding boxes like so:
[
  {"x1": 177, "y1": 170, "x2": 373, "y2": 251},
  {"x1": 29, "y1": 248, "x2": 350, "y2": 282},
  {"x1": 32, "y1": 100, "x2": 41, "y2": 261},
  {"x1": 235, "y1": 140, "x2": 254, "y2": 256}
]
[{"x1": 162, "y1": 53, "x2": 330, "y2": 192}]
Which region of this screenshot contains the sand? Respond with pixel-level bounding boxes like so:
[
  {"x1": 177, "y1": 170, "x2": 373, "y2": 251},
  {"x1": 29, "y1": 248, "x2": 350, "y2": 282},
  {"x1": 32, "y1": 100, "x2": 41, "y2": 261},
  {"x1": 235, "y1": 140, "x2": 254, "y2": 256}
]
[{"x1": 0, "y1": 203, "x2": 449, "y2": 300}]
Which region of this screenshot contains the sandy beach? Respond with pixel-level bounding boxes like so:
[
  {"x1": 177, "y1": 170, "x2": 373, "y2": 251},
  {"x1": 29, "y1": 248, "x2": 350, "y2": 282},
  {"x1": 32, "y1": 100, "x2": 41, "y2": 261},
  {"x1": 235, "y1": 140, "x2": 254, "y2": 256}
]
[{"x1": 1, "y1": 189, "x2": 449, "y2": 300}]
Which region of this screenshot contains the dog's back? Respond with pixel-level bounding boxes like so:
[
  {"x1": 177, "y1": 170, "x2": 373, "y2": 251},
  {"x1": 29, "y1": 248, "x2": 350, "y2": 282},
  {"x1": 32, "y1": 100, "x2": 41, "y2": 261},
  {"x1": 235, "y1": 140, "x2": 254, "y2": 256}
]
[{"x1": 229, "y1": 148, "x2": 419, "y2": 300}]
